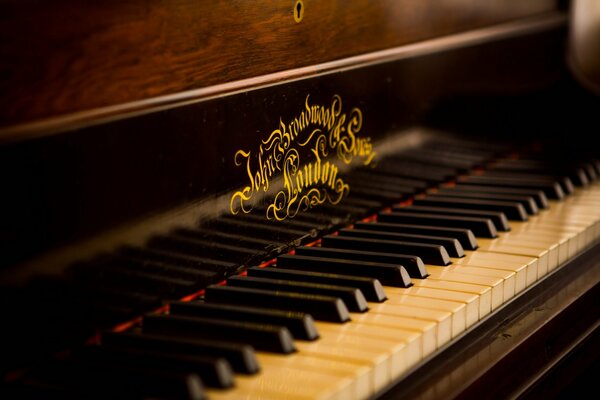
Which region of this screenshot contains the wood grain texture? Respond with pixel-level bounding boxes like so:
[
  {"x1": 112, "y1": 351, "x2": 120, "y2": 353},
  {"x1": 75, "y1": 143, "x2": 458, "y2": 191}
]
[{"x1": 0, "y1": 0, "x2": 558, "y2": 128}]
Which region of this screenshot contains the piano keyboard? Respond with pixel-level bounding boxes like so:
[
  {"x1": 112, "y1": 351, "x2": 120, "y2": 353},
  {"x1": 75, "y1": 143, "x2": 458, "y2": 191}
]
[
  {"x1": 206, "y1": 187, "x2": 600, "y2": 400},
  {"x1": 4, "y1": 136, "x2": 600, "y2": 400}
]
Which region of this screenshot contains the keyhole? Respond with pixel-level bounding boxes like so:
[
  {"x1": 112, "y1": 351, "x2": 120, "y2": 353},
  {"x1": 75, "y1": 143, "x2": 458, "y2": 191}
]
[{"x1": 294, "y1": 0, "x2": 304, "y2": 23}]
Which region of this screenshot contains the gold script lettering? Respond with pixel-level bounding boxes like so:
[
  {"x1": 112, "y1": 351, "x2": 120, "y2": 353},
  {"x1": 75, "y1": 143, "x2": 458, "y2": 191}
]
[{"x1": 230, "y1": 94, "x2": 376, "y2": 220}]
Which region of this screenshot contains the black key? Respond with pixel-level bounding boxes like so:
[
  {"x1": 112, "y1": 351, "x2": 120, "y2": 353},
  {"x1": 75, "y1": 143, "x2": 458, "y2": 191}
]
[
  {"x1": 552, "y1": 175, "x2": 576, "y2": 194},
  {"x1": 206, "y1": 217, "x2": 313, "y2": 244},
  {"x1": 143, "y1": 313, "x2": 296, "y2": 354},
  {"x1": 35, "y1": 360, "x2": 206, "y2": 400},
  {"x1": 255, "y1": 208, "x2": 346, "y2": 234},
  {"x1": 62, "y1": 282, "x2": 164, "y2": 319},
  {"x1": 348, "y1": 171, "x2": 430, "y2": 190},
  {"x1": 353, "y1": 186, "x2": 416, "y2": 204},
  {"x1": 481, "y1": 170, "x2": 574, "y2": 194},
  {"x1": 69, "y1": 261, "x2": 201, "y2": 300},
  {"x1": 101, "y1": 331, "x2": 259, "y2": 374},
  {"x1": 337, "y1": 228, "x2": 464, "y2": 257},
  {"x1": 318, "y1": 202, "x2": 374, "y2": 219},
  {"x1": 392, "y1": 152, "x2": 475, "y2": 171},
  {"x1": 77, "y1": 345, "x2": 234, "y2": 389},
  {"x1": 204, "y1": 285, "x2": 350, "y2": 323},
  {"x1": 490, "y1": 161, "x2": 590, "y2": 187},
  {"x1": 395, "y1": 204, "x2": 510, "y2": 231},
  {"x1": 225, "y1": 275, "x2": 368, "y2": 313},
  {"x1": 346, "y1": 179, "x2": 418, "y2": 197},
  {"x1": 169, "y1": 301, "x2": 319, "y2": 340},
  {"x1": 452, "y1": 183, "x2": 549, "y2": 209},
  {"x1": 247, "y1": 266, "x2": 387, "y2": 302},
  {"x1": 341, "y1": 196, "x2": 385, "y2": 210},
  {"x1": 411, "y1": 147, "x2": 490, "y2": 164},
  {"x1": 345, "y1": 169, "x2": 419, "y2": 188},
  {"x1": 277, "y1": 253, "x2": 413, "y2": 286},
  {"x1": 593, "y1": 159, "x2": 600, "y2": 176},
  {"x1": 321, "y1": 234, "x2": 450, "y2": 265},
  {"x1": 147, "y1": 235, "x2": 265, "y2": 265},
  {"x1": 254, "y1": 206, "x2": 333, "y2": 225},
  {"x1": 458, "y1": 175, "x2": 565, "y2": 200},
  {"x1": 559, "y1": 167, "x2": 587, "y2": 187},
  {"x1": 226, "y1": 213, "x2": 325, "y2": 233},
  {"x1": 354, "y1": 221, "x2": 478, "y2": 251},
  {"x1": 582, "y1": 161, "x2": 598, "y2": 181},
  {"x1": 359, "y1": 163, "x2": 453, "y2": 184},
  {"x1": 378, "y1": 211, "x2": 498, "y2": 238},
  {"x1": 412, "y1": 196, "x2": 527, "y2": 222},
  {"x1": 431, "y1": 189, "x2": 539, "y2": 215},
  {"x1": 292, "y1": 246, "x2": 428, "y2": 279},
  {"x1": 103, "y1": 255, "x2": 219, "y2": 285},
  {"x1": 347, "y1": 186, "x2": 411, "y2": 204},
  {"x1": 418, "y1": 148, "x2": 493, "y2": 161},
  {"x1": 571, "y1": 166, "x2": 590, "y2": 186},
  {"x1": 426, "y1": 137, "x2": 509, "y2": 154},
  {"x1": 118, "y1": 246, "x2": 240, "y2": 278},
  {"x1": 173, "y1": 227, "x2": 291, "y2": 255}
]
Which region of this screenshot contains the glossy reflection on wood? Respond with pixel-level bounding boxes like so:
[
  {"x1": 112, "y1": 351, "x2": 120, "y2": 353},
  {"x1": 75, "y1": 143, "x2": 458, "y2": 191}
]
[{"x1": 0, "y1": 0, "x2": 557, "y2": 127}]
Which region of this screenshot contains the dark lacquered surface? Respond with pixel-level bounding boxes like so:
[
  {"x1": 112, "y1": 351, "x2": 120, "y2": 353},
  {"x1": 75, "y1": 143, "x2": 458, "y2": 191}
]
[{"x1": 0, "y1": 0, "x2": 557, "y2": 127}]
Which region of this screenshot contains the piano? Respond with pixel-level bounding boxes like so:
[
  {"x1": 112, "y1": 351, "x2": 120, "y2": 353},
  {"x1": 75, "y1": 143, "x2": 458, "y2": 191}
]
[{"x1": 1, "y1": 1, "x2": 599, "y2": 399}]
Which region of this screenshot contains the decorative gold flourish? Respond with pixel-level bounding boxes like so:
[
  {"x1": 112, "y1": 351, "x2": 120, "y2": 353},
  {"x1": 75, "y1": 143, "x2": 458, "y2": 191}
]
[{"x1": 230, "y1": 94, "x2": 375, "y2": 220}]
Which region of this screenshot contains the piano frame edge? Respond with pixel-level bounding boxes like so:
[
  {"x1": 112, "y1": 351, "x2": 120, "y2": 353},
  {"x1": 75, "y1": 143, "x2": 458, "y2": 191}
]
[{"x1": 376, "y1": 240, "x2": 600, "y2": 400}]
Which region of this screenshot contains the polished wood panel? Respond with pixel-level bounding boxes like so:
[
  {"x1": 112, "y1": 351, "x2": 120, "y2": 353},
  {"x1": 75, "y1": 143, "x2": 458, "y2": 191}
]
[{"x1": 0, "y1": 0, "x2": 557, "y2": 127}]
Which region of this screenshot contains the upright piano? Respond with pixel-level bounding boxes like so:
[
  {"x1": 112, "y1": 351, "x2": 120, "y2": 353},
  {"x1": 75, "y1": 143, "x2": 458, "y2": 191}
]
[{"x1": 1, "y1": 1, "x2": 599, "y2": 399}]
